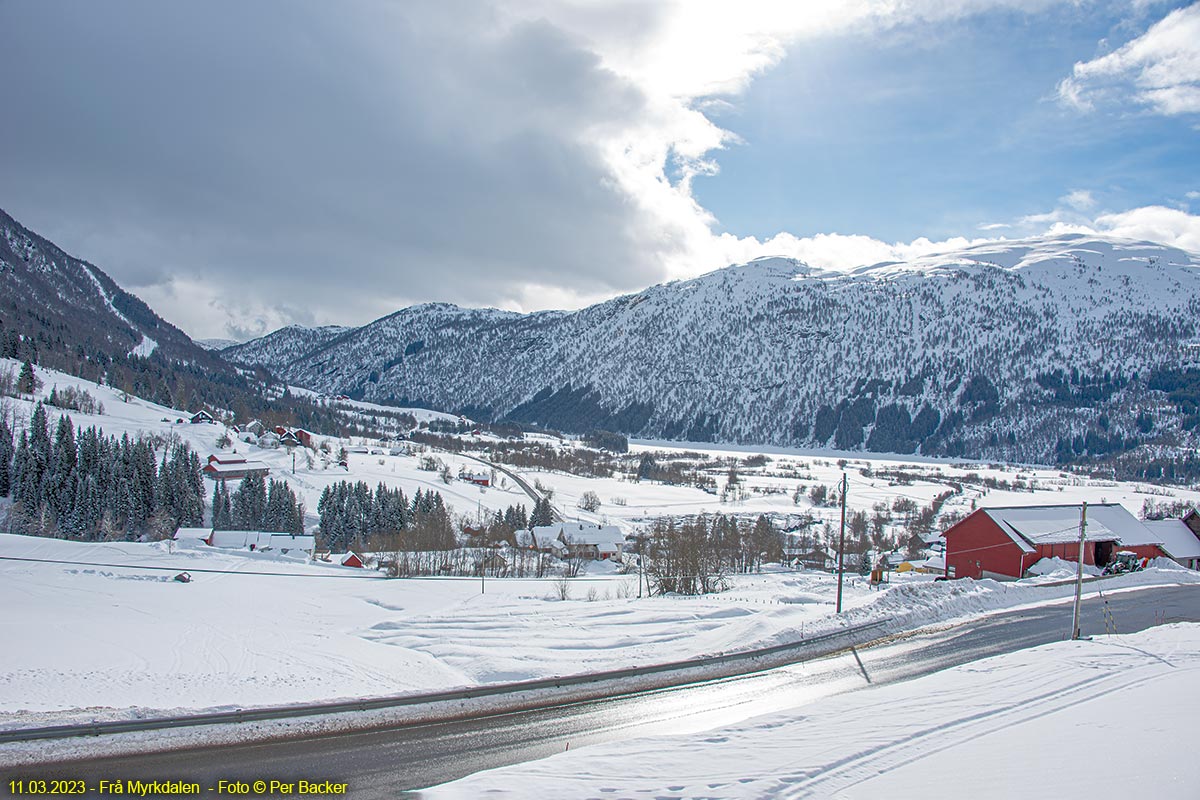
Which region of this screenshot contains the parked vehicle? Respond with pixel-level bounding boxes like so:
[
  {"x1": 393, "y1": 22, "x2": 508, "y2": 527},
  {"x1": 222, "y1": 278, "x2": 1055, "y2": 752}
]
[{"x1": 1103, "y1": 551, "x2": 1143, "y2": 576}]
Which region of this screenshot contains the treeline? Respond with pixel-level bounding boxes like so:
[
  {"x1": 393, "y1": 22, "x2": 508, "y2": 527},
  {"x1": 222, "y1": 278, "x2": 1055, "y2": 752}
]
[
  {"x1": 409, "y1": 431, "x2": 618, "y2": 479},
  {"x1": 643, "y1": 513, "x2": 781, "y2": 595},
  {"x1": 317, "y1": 481, "x2": 453, "y2": 551},
  {"x1": 210, "y1": 474, "x2": 304, "y2": 534},
  {"x1": 1, "y1": 404, "x2": 204, "y2": 539},
  {"x1": 633, "y1": 452, "x2": 717, "y2": 491}
]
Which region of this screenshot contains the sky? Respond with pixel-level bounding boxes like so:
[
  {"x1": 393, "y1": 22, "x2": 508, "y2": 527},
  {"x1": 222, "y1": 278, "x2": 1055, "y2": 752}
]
[{"x1": 1, "y1": 0, "x2": 1198, "y2": 341}]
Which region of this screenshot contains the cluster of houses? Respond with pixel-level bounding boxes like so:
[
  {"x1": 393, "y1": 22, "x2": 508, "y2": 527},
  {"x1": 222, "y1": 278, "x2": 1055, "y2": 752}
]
[
  {"x1": 188, "y1": 411, "x2": 316, "y2": 450},
  {"x1": 780, "y1": 501, "x2": 1200, "y2": 581}
]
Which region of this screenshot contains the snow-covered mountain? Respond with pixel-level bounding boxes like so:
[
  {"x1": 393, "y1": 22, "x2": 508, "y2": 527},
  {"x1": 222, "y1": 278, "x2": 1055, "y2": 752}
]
[
  {"x1": 0, "y1": 207, "x2": 220, "y2": 371},
  {"x1": 229, "y1": 234, "x2": 1200, "y2": 465},
  {"x1": 222, "y1": 324, "x2": 351, "y2": 370},
  {"x1": 0, "y1": 208, "x2": 357, "y2": 435}
]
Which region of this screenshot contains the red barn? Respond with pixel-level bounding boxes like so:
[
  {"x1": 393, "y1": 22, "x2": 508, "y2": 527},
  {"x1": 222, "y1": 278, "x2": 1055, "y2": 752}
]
[
  {"x1": 340, "y1": 551, "x2": 365, "y2": 568},
  {"x1": 462, "y1": 470, "x2": 490, "y2": 487},
  {"x1": 202, "y1": 454, "x2": 270, "y2": 481},
  {"x1": 944, "y1": 503, "x2": 1164, "y2": 580}
]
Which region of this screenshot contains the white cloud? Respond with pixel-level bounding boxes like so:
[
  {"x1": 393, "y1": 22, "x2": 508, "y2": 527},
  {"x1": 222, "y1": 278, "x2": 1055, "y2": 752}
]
[
  {"x1": 1062, "y1": 189, "x2": 1097, "y2": 211},
  {"x1": 1187, "y1": 190, "x2": 1200, "y2": 200},
  {"x1": 0, "y1": 0, "x2": 1142, "y2": 339},
  {"x1": 1058, "y1": 3, "x2": 1200, "y2": 116},
  {"x1": 737, "y1": 202, "x2": 1200, "y2": 276},
  {"x1": 1089, "y1": 204, "x2": 1200, "y2": 252}
]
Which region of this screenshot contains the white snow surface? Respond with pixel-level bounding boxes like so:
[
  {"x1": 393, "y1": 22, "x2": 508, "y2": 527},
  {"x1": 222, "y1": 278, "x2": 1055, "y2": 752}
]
[
  {"x1": 129, "y1": 334, "x2": 157, "y2": 358},
  {"x1": 1024, "y1": 556, "x2": 1103, "y2": 579},
  {"x1": 428, "y1": 622, "x2": 1200, "y2": 800},
  {"x1": 3, "y1": 359, "x2": 1200, "y2": 731},
  {"x1": 0, "y1": 530, "x2": 1195, "y2": 730}
]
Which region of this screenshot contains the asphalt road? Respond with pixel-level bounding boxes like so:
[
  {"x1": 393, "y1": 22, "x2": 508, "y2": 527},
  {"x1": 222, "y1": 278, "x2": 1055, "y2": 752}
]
[{"x1": 4, "y1": 584, "x2": 1197, "y2": 798}]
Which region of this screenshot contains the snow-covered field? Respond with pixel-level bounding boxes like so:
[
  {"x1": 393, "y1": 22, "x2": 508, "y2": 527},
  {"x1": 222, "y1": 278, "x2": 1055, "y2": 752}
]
[
  {"x1": 6, "y1": 358, "x2": 1200, "y2": 539},
  {"x1": 428, "y1": 622, "x2": 1200, "y2": 799},
  {"x1": 1, "y1": 531, "x2": 1196, "y2": 731}
]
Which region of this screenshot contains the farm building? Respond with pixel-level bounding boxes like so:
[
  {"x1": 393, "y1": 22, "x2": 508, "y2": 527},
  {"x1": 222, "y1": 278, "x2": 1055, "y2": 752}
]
[
  {"x1": 1144, "y1": 510, "x2": 1200, "y2": 570},
  {"x1": 183, "y1": 528, "x2": 315, "y2": 553},
  {"x1": 189, "y1": 410, "x2": 215, "y2": 424},
  {"x1": 340, "y1": 551, "x2": 365, "y2": 568},
  {"x1": 174, "y1": 527, "x2": 214, "y2": 543},
  {"x1": 201, "y1": 454, "x2": 270, "y2": 481},
  {"x1": 944, "y1": 503, "x2": 1163, "y2": 580},
  {"x1": 461, "y1": 470, "x2": 490, "y2": 487}
]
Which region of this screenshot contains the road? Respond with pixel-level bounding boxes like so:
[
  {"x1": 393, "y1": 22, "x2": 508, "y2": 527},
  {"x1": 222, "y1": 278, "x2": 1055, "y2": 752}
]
[
  {"x1": 4, "y1": 584, "x2": 1197, "y2": 798},
  {"x1": 450, "y1": 450, "x2": 566, "y2": 522}
]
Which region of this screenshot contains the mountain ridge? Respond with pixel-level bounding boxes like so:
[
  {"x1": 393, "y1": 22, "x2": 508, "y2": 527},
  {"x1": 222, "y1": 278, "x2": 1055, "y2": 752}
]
[{"x1": 224, "y1": 233, "x2": 1200, "y2": 469}]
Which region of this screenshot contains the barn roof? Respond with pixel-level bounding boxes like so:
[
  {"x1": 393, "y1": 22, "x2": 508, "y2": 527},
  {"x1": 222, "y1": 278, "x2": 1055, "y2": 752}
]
[
  {"x1": 1144, "y1": 519, "x2": 1200, "y2": 560},
  {"x1": 174, "y1": 527, "x2": 212, "y2": 540},
  {"x1": 536, "y1": 523, "x2": 626, "y2": 549},
  {"x1": 981, "y1": 504, "x2": 1159, "y2": 548},
  {"x1": 208, "y1": 530, "x2": 314, "y2": 549},
  {"x1": 203, "y1": 460, "x2": 270, "y2": 476}
]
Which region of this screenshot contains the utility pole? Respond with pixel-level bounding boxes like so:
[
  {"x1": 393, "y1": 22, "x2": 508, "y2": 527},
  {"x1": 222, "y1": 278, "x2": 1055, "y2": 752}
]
[
  {"x1": 1071, "y1": 501, "x2": 1088, "y2": 640},
  {"x1": 836, "y1": 472, "x2": 848, "y2": 614}
]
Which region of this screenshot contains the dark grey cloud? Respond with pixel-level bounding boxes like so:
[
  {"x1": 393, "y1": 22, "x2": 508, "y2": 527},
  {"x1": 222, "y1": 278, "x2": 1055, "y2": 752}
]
[{"x1": 0, "y1": 0, "x2": 670, "y2": 338}]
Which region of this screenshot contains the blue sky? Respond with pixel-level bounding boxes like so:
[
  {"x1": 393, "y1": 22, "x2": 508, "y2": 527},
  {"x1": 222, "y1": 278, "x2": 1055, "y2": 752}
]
[
  {"x1": 0, "y1": 1, "x2": 1198, "y2": 339},
  {"x1": 695, "y1": 3, "x2": 1200, "y2": 243}
]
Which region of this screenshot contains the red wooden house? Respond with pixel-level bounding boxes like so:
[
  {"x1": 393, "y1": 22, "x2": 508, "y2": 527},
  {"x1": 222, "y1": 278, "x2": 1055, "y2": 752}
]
[{"x1": 944, "y1": 503, "x2": 1164, "y2": 580}]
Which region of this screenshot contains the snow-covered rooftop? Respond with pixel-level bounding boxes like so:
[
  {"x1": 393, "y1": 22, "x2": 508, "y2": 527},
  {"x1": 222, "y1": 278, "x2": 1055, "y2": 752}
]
[
  {"x1": 982, "y1": 503, "x2": 1159, "y2": 547},
  {"x1": 1144, "y1": 519, "x2": 1200, "y2": 560}
]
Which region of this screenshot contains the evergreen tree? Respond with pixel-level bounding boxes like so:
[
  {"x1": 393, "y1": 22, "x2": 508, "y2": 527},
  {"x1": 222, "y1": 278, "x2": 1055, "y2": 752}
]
[
  {"x1": 530, "y1": 497, "x2": 554, "y2": 527},
  {"x1": 232, "y1": 473, "x2": 267, "y2": 530},
  {"x1": 212, "y1": 480, "x2": 233, "y2": 530},
  {"x1": 47, "y1": 416, "x2": 77, "y2": 523},
  {"x1": 0, "y1": 416, "x2": 13, "y2": 497},
  {"x1": 17, "y1": 359, "x2": 35, "y2": 394}
]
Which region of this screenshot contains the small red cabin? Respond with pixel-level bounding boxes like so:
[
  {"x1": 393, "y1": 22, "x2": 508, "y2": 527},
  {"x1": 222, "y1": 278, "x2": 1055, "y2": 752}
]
[{"x1": 340, "y1": 551, "x2": 365, "y2": 568}]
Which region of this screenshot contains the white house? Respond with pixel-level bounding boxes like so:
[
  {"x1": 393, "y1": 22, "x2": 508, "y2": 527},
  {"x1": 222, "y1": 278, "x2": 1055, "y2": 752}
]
[
  {"x1": 515, "y1": 529, "x2": 568, "y2": 556},
  {"x1": 539, "y1": 522, "x2": 627, "y2": 560}
]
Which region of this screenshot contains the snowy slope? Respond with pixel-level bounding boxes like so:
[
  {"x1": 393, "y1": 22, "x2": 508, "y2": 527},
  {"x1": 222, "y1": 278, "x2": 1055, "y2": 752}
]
[
  {"x1": 231, "y1": 234, "x2": 1200, "y2": 465},
  {"x1": 428, "y1": 623, "x2": 1200, "y2": 800}
]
